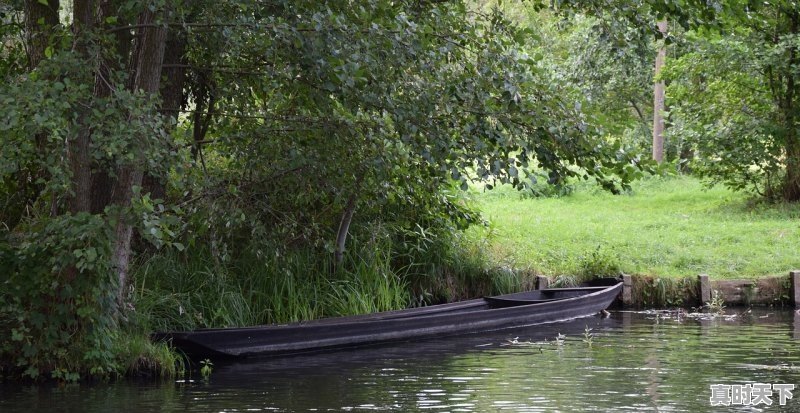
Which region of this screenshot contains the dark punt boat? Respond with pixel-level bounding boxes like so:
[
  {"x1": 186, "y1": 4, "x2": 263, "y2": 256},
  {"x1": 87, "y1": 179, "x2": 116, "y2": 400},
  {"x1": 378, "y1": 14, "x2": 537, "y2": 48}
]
[{"x1": 153, "y1": 279, "x2": 622, "y2": 358}]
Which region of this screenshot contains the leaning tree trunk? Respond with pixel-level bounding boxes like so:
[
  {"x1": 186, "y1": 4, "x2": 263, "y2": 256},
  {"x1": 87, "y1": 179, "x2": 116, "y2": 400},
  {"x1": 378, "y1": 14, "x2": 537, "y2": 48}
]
[
  {"x1": 334, "y1": 193, "x2": 358, "y2": 267},
  {"x1": 334, "y1": 174, "x2": 364, "y2": 268},
  {"x1": 110, "y1": 8, "x2": 168, "y2": 304}
]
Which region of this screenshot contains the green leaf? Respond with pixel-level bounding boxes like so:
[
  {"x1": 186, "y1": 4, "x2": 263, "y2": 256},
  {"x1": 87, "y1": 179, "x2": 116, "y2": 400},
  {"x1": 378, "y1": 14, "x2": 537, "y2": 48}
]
[
  {"x1": 84, "y1": 247, "x2": 97, "y2": 263},
  {"x1": 11, "y1": 329, "x2": 23, "y2": 341}
]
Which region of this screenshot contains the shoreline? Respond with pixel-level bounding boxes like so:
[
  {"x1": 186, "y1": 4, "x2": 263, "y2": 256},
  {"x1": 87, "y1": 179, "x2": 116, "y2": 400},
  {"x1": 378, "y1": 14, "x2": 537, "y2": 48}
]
[{"x1": 613, "y1": 271, "x2": 799, "y2": 308}]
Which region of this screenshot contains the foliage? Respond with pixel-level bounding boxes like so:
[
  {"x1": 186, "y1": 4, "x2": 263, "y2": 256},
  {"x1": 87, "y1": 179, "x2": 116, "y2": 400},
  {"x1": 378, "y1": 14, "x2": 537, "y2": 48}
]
[
  {"x1": 663, "y1": 6, "x2": 800, "y2": 200},
  {"x1": 527, "y1": 8, "x2": 656, "y2": 148},
  {"x1": 577, "y1": 245, "x2": 623, "y2": 279},
  {"x1": 0, "y1": 3, "x2": 26, "y2": 79},
  {"x1": 552, "y1": 0, "x2": 800, "y2": 201},
  {"x1": 705, "y1": 290, "x2": 726, "y2": 313},
  {"x1": 636, "y1": 276, "x2": 697, "y2": 308},
  {"x1": 173, "y1": 0, "x2": 646, "y2": 261},
  {"x1": 0, "y1": 0, "x2": 661, "y2": 381},
  {"x1": 112, "y1": 334, "x2": 185, "y2": 379},
  {"x1": 0, "y1": 213, "x2": 118, "y2": 380},
  {"x1": 199, "y1": 359, "x2": 212, "y2": 379}
]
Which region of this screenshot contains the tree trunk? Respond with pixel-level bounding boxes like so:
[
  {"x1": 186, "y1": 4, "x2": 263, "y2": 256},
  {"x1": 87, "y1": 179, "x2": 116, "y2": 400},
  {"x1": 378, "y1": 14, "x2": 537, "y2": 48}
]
[
  {"x1": 141, "y1": 27, "x2": 188, "y2": 201},
  {"x1": 785, "y1": 133, "x2": 800, "y2": 201},
  {"x1": 24, "y1": 0, "x2": 59, "y2": 70},
  {"x1": 334, "y1": 192, "x2": 358, "y2": 267},
  {"x1": 782, "y1": 11, "x2": 800, "y2": 201},
  {"x1": 652, "y1": 19, "x2": 668, "y2": 164},
  {"x1": 160, "y1": 31, "x2": 188, "y2": 123},
  {"x1": 67, "y1": 0, "x2": 95, "y2": 214},
  {"x1": 110, "y1": 8, "x2": 168, "y2": 303},
  {"x1": 90, "y1": 0, "x2": 134, "y2": 214}
]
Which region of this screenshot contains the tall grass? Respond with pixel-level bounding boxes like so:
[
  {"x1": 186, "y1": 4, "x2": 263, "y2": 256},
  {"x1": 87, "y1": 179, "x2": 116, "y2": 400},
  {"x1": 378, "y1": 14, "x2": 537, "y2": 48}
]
[
  {"x1": 131, "y1": 242, "x2": 412, "y2": 331},
  {"x1": 130, "y1": 217, "x2": 532, "y2": 332},
  {"x1": 112, "y1": 334, "x2": 186, "y2": 378},
  {"x1": 396, "y1": 224, "x2": 535, "y2": 305}
]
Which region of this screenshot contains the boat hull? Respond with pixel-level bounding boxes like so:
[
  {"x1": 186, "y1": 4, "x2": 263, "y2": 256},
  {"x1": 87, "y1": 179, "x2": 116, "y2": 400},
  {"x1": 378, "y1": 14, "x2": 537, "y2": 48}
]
[{"x1": 154, "y1": 282, "x2": 622, "y2": 357}]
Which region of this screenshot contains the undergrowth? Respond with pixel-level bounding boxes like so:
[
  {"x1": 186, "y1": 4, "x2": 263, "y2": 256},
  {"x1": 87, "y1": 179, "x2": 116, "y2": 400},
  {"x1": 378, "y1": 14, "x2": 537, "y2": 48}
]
[{"x1": 131, "y1": 225, "x2": 523, "y2": 332}]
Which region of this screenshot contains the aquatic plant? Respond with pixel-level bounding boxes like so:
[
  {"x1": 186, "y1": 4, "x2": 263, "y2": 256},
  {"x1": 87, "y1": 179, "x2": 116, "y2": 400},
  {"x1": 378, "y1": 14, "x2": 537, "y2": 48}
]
[
  {"x1": 582, "y1": 326, "x2": 594, "y2": 347},
  {"x1": 200, "y1": 359, "x2": 213, "y2": 379},
  {"x1": 705, "y1": 290, "x2": 726, "y2": 314}
]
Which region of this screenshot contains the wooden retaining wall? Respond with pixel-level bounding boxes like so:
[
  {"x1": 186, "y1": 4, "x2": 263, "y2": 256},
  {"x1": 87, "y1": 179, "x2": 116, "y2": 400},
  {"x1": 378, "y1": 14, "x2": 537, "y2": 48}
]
[
  {"x1": 535, "y1": 271, "x2": 800, "y2": 308},
  {"x1": 616, "y1": 271, "x2": 800, "y2": 308}
]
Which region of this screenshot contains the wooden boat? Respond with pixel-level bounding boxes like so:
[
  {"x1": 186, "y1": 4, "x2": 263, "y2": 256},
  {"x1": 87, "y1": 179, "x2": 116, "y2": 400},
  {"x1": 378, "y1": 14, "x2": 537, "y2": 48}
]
[
  {"x1": 153, "y1": 279, "x2": 622, "y2": 358},
  {"x1": 483, "y1": 286, "x2": 614, "y2": 308}
]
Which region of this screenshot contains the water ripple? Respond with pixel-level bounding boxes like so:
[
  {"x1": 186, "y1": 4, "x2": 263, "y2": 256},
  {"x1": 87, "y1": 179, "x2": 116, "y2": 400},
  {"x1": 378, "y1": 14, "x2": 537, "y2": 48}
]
[{"x1": 4, "y1": 310, "x2": 800, "y2": 412}]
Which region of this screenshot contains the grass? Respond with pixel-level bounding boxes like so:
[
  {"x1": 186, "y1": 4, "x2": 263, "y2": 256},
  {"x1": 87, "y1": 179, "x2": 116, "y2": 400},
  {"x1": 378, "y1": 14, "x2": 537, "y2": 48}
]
[
  {"x1": 112, "y1": 334, "x2": 185, "y2": 379},
  {"x1": 473, "y1": 175, "x2": 800, "y2": 279},
  {"x1": 131, "y1": 244, "x2": 411, "y2": 331},
  {"x1": 129, "y1": 217, "x2": 522, "y2": 332}
]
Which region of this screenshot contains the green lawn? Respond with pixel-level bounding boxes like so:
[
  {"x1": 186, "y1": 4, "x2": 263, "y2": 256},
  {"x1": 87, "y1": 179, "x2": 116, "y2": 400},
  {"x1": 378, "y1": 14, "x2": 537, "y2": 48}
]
[{"x1": 473, "y1": 176, "x2": 800, "y2": 279}]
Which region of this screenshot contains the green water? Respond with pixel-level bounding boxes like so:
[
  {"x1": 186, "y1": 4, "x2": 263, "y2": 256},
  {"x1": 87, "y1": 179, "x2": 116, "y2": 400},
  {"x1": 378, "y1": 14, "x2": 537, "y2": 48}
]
[{"x1": 3, "y1": 309, "x2": 800, "y2": 412}]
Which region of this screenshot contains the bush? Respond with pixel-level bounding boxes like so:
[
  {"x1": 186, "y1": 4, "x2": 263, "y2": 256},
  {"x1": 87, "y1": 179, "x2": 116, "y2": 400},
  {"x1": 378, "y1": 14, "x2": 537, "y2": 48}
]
[
  {"x1": 0, "y1": 214, "x2": 119, "y2": 381},
  {"x1": 577, "y1": 245, "x2": 623, "y2": 279}
]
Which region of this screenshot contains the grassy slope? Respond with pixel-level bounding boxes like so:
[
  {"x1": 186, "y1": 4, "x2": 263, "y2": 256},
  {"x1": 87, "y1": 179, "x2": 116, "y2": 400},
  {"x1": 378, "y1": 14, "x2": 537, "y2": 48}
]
[{"x1": 474, "y1": 176, "x2": 800, "y2": 279}]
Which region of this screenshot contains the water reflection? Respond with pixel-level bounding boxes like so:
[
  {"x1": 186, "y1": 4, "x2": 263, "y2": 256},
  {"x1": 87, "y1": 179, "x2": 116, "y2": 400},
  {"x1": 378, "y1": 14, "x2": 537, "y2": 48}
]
[{"x1": 3, "y1": 310, "x2": 800, "y2": 412}]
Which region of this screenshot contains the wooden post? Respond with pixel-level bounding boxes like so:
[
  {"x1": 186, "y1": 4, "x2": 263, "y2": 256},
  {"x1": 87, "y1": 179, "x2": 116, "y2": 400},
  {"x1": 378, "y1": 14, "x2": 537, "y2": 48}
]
[
  {"x1": 622, "y1": 274, "x2": 633, "y2": 306},
  {"x1": 790, "y1": 270, "x2": 800, "y2": 307},
  {"x1": 699, "y1": 274, "x2": 711, "y2": 305},
  {"x1": 536, "y1": 275, "x2": 550, "y2": 290}
]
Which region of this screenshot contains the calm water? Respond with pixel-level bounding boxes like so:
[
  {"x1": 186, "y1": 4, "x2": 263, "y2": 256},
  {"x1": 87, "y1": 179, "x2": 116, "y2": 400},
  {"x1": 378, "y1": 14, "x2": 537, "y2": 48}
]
[{"x1": 4, "y1": 309, "x2": 800, "y2": 412}]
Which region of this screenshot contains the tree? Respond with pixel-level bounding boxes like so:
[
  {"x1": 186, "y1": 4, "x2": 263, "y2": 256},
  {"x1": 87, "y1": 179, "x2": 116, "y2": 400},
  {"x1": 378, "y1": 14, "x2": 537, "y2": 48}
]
[
  {"x1": 475, "y1": 2, "x2": 658, "y2": 166},
  {"x1": 550, "y1": 0, "x2": 800, "y2": 200},
  {"x1": 664, "y1": 1, "x2": 800, "y2": 200},
  {"x1": 0, "y1": 0, "x2": 645, "y2": 379},
  {"x1": 652, "y1": 19, "x2": 667, "y2": 163},
  {"x1": 1, "y1": 0, "x2": 177, "y2": 378}
]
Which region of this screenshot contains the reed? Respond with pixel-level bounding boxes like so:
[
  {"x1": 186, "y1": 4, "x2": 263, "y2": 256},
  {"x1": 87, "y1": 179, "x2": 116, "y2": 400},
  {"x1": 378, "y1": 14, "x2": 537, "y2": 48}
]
[
  {"x1": 112, "y1": 334, "x2": 185, "y2": 378},
  {"x1": 131, "y1": 240, "x2": 414, "y2": 331}
]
